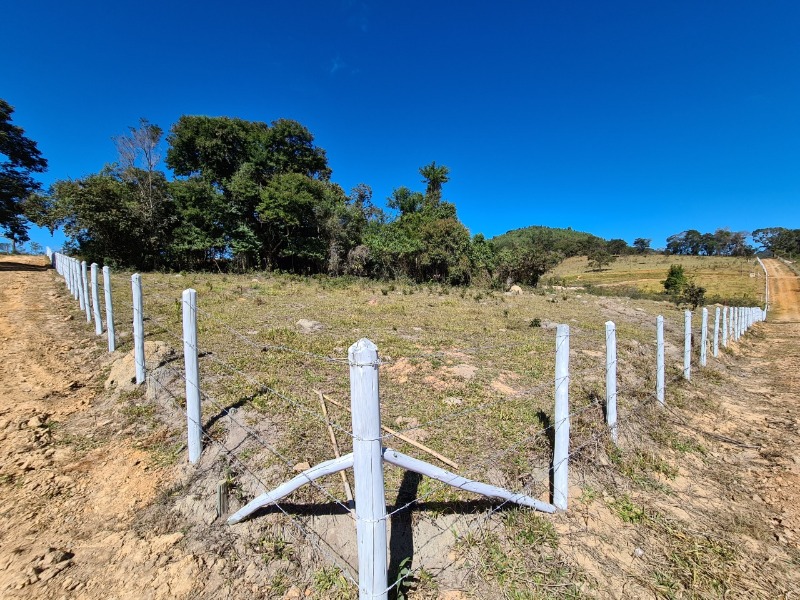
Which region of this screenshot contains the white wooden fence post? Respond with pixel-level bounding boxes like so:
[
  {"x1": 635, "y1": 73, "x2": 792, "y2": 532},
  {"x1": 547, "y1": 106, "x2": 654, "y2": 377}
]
[
  {"x1": 605, "y1": 321, "x2": 617, "y2": 444},
  {"x1": 71, "y1": 259, "x2": 79, "y2": 301},
  {"x1": 103, "y1": 266, "x2": 116, "y2": 352},
  {"x1": 722, "y1": 307, "x2": 728, "y2": 347},
  {"x1": 736, "y1": 306, "x2": 741, "y2": 338},
  {"x1": 700, "y1": 307, "x2": 708, "y2": 367},
  {"x1": 349, "y1": 338, "x2": 387, "y2": 598},
  {"x1": 68, "y1": 258, "x2": 73, "y2": 294},
  {"x1": 553, "y1": 324, "x2": 570, "y2": 510},
  {"x1": 132, "y1": 274, "x2": 145, "y2": 385},
  {"x1": 713, "y1": 306, "x2": 720, "y2": 357},
  {"x1": 182, "y1": 289, "x2": 202, "y2": 464},
  {"x1": 683, "y1": 311, "x2": 691, "y2": 381},
  {"x1": 90, "y1": 263, "x2": 103, "y2": 335},
  {"x1": 656, "y1": 315, "x2": 665, "y2": 405},
  {"x1": 81, "y1": 261, "x2": 91, "y2": 322}
]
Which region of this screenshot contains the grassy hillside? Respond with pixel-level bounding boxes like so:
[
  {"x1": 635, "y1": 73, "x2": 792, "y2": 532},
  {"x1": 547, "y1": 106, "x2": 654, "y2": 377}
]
[
  {"x1": 89, "y1": 258, "x2": 786, "y2": 597},
  {"x1": 547, "y1": 254, "x2": 765, "y2": 305}
]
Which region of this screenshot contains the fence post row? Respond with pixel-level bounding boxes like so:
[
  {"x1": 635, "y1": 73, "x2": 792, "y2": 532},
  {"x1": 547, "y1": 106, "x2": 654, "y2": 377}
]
[
  {"x1": 44, "y1": 250, "x2": 772, "y2": 592},
  {"x1": 656, "y1": 315, "x2": 665, "y2": 405},
  {"x1": 349, "y1": 338, "x2": 388, "y2": 598},
  {"x1": 182, "y1": 289, "x2": 202, "y2": 464},
  {"x1": 553, "y1": 324, "x2": 570, "y2": 511},
  {"x1": 132, "y1": 274, "x2": 145, "y2": 385},
  {"x1": 605, "y1": 321, "x2": 618, "y2": 444}
]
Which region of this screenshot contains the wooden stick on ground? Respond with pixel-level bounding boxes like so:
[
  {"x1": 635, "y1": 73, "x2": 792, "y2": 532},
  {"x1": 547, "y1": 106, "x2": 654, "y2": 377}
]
[
  {"x1": 317, "y1": 391, "x2": 459, "y2": 470},
  {"x1": 316, "y1": 391, "x2": 354, "y2": 505}
]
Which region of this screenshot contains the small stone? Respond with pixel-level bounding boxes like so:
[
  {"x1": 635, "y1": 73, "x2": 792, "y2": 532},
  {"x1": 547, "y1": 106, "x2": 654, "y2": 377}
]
[
  {"x1": 296, "y1": 319, "x2": 323, "y2": 334},
  {"x1": 633, "y1": 547, "x2": 644, "y2": 558},
  {"x1": 283, "y1": 586, "x2": 302, "y2": 599},
  {"x1": 27, "y1": 416, "x2": 43, "y2": 428},
  {"x1": 293, "y1": 462, "x2": 311, "y2": 472}
]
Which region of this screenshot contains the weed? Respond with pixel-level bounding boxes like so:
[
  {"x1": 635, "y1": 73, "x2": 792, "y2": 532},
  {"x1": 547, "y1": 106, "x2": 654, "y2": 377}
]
[
  {"x1": 314, "y1": 567, "x2": 355, "y2": 598},
  {"x1": 612, "y1": 495, "x2": 646, "y2": 523}
]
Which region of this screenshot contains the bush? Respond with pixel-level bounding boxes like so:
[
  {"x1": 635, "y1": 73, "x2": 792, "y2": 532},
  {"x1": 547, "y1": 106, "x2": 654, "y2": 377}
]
[
  {"x1": 681, "y1": 282, "x2": 706, "y2": 309},
  {"x1": 663, "y1": 265, "x2": 687, "y2": 294}
]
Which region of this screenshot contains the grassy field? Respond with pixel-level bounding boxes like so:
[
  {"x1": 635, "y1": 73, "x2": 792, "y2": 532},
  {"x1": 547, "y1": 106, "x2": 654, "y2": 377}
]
[
  {"x1": 548, "y1": 254, "x2": 765, "y2": 305},
  {"x1": 95, "y1": 262, "x2": 776, "y2": 598}
]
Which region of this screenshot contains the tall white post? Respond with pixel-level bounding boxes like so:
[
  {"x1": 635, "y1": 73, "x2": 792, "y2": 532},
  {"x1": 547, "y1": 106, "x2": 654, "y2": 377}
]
[
  {"x1": 656, "y1": 316, "x2": 665, "y2": 405},
  {"x1": 182, "y1": 289, "x2": 202, "y2": 464},
  {"x1": 722, "y1": 307, "x2": 728, "y2": 347},
  {"x1": 71, "y1": 260, "x2": 79, "y2": 300},
  {"x1": 68, "y1": 259, "x2": 73, "y2": 294},
  {"x1": 349, "y1": 338, "x2": 387, "y2": 598},
  {"x1": 683, "y1": 311, "x2": 692, "y2": 381},
  {"x1": 700, "y1": 308, "x2": 708, "y2": 367},
  {"x1": 713, "y1": 306, "x2": 720, "y2": 357},
  {"x1": 553, "y1": 324, "x2": 570, "y2": 510},
  {"x1": 738, "y1": 307, "x2": 743, "y2": 338},
  {"x1": 81, "y1": 261, "x2": 91, "y2": 322},
  {"x1": 605, "y1": 321, "x2": 617, "y2": 444},
  {"x1": 132, "y1": 274, "x2": 145, "y2": 385},
  {"x1": 90, "y1": 263, "x2": 103, "y2": 335},
  {"x1": 103, "y1": 266, "x2": 116, "y2": 352}
]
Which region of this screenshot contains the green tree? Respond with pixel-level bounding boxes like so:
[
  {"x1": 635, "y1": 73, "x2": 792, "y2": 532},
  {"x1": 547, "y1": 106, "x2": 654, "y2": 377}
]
[
  {"x1": 633, "y1": 238, "x2": 651, "y2": 254},
  {"x1": 0, "y1": 99, "x2": 47, "y2": 250},
  {"x1": 606, "y1": 238, "x2": 629, "y2": 255},
  {"x1": 663, "y1": 264, "x2": 687, "y2": 295},
  {"x1": 587, "y1": 248, "x2": 616, "y2": 271},
  {"x1": 166, "y1": 115, "x2": 332, "y2": 269},
  {"x1": 681, "y1": 282, "x2": 706, "y2": 309},
  {"x1": 419, "y1": 161, "x2": 449, "y2": 205}
]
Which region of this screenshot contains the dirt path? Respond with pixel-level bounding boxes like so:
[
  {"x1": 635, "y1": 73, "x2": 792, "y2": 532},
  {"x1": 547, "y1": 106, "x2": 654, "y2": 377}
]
[
  {"x1": 763, "y1": 258, "x2": 800, "y2": 321},
  {"x1": 0, "y1": 256, "x2": 201, "y2": 598}
]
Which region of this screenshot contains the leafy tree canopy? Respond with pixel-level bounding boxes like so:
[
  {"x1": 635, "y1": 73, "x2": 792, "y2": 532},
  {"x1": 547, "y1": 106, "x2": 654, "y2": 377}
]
[{"x1": 0, "y1": 99, "x2": 47, "y2": 247}]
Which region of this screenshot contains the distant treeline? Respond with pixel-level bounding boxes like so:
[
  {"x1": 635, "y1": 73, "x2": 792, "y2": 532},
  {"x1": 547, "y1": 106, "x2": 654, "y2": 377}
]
[
  {"x1": 664, "y1": 229, "x2": 754, "y2": 257},
  {"x1": 27, "y1": 116, "x2": 643, "y2": 286},
  {"x1": 24, "y1": 114, "x2": 770, "y2": 284}
]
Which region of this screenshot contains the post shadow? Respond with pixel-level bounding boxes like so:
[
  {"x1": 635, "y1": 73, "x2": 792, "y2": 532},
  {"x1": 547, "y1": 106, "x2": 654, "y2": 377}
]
[{"x1": 388, "y1": 470, "x2": 421, "y2": 598}]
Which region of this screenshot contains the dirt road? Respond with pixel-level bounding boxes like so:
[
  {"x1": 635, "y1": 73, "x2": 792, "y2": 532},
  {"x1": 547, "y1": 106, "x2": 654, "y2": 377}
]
[{"x1": 762, "y1": 258, "x2": 800, "y2": 321}]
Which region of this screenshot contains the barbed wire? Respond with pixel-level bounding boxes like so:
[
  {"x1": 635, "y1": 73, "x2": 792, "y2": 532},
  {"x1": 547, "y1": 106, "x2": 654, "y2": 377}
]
[{"x1": 142, "y1": 365, "x2": 360, "y2": 587}]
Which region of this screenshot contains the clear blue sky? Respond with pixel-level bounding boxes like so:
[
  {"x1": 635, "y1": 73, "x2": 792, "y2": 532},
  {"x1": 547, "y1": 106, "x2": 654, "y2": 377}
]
[{"x1": 4, "y1": 0, "x2": 799, "y2": 252}]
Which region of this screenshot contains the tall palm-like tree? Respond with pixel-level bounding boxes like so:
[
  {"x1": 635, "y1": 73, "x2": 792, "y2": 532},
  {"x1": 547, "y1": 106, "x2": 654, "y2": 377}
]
[{"x1": 419, "y1": 161, "x2": 450, "y2": 205}]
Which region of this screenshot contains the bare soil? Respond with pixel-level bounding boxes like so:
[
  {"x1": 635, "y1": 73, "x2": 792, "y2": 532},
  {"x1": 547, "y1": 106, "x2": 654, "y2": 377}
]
[{"x1": 0, "y1": 255, "x2": 798, "y2": 598}]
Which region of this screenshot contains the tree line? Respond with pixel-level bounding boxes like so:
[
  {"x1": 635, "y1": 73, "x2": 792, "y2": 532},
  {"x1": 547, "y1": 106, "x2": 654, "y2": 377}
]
[
  {"x1": 1, "y1": 98, "x2": 772, "y2": 284},
  {"x1": 15, "y1": 112, "x2": 640, "y2": 285},
  {"x1": 664, "y1": 229, "x2": 754, "y2": 256}
]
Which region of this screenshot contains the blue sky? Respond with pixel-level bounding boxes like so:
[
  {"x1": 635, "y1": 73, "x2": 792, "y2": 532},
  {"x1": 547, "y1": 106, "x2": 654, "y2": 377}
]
[{"x1": 3, "y1": 0, "x2": 799, "y2": 251}]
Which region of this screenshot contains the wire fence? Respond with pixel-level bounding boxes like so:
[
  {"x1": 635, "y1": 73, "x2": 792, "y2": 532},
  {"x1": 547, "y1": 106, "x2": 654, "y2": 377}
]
[{"x1": 45, "y1": 250, "x2": 770, "y2": 598}]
